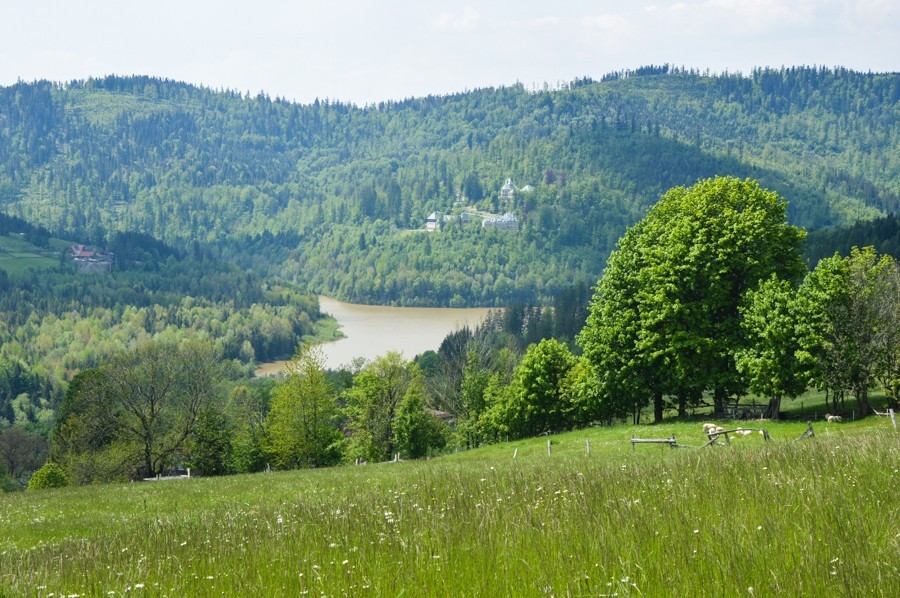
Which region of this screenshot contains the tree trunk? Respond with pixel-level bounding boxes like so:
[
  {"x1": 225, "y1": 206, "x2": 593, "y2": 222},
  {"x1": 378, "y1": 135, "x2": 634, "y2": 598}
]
[
  {"x1": 144, "y1": 443, "x2": 154, "y2": 478},
  {"x1": 763, "y1": 396, "x2": 781, "y2": 419},
  {"x1": 855, "y1": 388, "x2": 870, "y2": 418},
  {"x1": 653, "y1": 393, "x2": 664, "y2": 423},
  {"x1": 713, "y1": 388, "x2": 727, "y2": 416},
  {"x1": 677, "y1": 392, "x2": 687, "y2": 418}
]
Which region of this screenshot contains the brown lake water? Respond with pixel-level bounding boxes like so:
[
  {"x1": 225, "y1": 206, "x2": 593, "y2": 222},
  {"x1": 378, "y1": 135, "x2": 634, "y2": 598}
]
[{"x1": 254, "y1": 296, "x2": 495, "y2": 375}]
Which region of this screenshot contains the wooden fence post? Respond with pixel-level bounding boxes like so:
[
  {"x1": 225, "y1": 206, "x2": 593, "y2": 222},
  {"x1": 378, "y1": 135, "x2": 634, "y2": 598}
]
[
  {"x1": 547, "y1": 439, "x2": 552, "y2": 456},
  {"x1": 586, "y1": 439, "x2": 591, "y2": 455}
]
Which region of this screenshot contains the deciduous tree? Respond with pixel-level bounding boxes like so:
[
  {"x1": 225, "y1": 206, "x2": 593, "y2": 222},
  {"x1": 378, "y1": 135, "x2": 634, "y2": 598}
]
[
  {"x1": 345, "y1": 352, "x2": 424, "y2": 462},
  {"x1": 99, "y1": 340, "x2": 223, "y2": 477},
  {"x1": 579, "y1": 177, "x2": 806, "y2": 420},
  {"x1": 264, "y1": 346, "x2": 342, "y2": 469},
  {"x1": 735, "y1": 275, "x2": 809, "y2": 417}
]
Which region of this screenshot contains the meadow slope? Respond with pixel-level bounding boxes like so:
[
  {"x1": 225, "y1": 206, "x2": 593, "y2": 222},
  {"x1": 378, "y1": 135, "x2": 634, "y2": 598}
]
[{"x1": 1, "y1": 419, "x2": 897, "y2": 596}]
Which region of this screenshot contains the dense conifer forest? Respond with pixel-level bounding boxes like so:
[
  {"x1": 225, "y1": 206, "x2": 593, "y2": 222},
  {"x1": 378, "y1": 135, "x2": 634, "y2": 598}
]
[{"x1": 1, "y1": 66, "x2": 897, "y2": 306}]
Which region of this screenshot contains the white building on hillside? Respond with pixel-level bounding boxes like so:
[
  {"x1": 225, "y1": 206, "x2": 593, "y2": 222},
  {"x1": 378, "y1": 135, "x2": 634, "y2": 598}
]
[
  {"x1": 425, "y1": 211, "x2": 440, "y2": 231},
  {"x1": 482, "y1": 212, "x2": 518, "y2": 231}
]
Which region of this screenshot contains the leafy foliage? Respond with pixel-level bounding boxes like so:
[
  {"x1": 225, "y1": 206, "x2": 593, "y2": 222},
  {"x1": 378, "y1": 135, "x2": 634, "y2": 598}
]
[
  {"x1": 264, "y1": 346, "x2": 342, "y2": 469},
  {"x1": 54, "y1": 340, "x2": 227, "y2": 479},
  {"x1": 797, "y1": 247, "x2": 900, "y2": 413},
  {"x1": 342, "y1": 352, "x2": 450, "y2": 462},
  {"x1": 579, "y1": 177, "x2": 806, "y2": 420},
  {"x1": 0, "y1": 426, "x2": 48, "y2": 488},
  {"x1": 735, "y1": 275, "x2": 809, "y2": 414},
  {"x1": 501, "y1": 338, "x2": 578, "y2": 438},
  {"x1": 26, "y1": 461, "x2": 68, "y2": 490}
]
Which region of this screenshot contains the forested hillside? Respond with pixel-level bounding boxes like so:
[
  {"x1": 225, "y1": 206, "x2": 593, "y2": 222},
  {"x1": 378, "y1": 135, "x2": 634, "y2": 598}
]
[
  {"x1": 0, "y1": 213, "x2": 332, "y2": 436},
  {"x1": 805, "y1": 213, "x2": 899, "y2": 264},
  {"x1": 1, "y1": 66, "x2": 898, "y2": 305}
]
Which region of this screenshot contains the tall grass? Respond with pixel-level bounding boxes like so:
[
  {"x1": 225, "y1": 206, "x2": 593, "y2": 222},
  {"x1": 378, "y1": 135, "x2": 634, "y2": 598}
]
[{"x1": 1, "y1": 421, "x2": 897, "y2": 596}]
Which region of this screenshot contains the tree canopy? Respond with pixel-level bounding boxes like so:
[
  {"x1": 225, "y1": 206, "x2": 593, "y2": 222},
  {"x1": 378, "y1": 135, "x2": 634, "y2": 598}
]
[{"x1": 579, "y1": 176, "x2": 806, "y2": 420}]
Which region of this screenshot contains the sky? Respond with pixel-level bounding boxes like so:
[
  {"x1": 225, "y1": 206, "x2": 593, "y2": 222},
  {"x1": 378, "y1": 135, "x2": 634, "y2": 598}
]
[{"x1": 1, "y1": 1, "x2": 897, "y2": 106}]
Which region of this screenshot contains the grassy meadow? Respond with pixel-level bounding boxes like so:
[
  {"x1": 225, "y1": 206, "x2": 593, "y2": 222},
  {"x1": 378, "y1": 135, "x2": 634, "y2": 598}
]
[
  {"x1": 0, "y1": 234, "x2": 66, "y2": 276},
  {"x1": 1, "y1": 417, "x2": 898, "y2": 596}
]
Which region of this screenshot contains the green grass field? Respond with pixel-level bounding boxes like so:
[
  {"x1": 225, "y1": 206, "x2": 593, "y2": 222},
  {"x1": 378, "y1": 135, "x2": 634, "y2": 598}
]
[
  {"x1": 0, "y1": 234, "x2": 67, "y2": 275},
  {"x1": 2, "y1": 417, "x2": 897, "y2": 596}
]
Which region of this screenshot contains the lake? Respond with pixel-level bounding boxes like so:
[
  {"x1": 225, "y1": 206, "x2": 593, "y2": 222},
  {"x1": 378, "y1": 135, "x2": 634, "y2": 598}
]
[{"x1": 254, "y1": 296, "x2": 496, "y2": 375}]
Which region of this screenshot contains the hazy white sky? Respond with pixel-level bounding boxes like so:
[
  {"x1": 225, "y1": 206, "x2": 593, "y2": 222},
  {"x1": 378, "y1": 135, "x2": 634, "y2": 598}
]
[{"x1": 1, "y1": 1, "x2": 896, "y2": 105}]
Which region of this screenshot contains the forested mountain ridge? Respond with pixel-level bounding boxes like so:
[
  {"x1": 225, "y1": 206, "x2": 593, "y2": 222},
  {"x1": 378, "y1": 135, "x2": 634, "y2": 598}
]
[{"x1": 1, "y1": 66, "x2": 897, "y2": 305}]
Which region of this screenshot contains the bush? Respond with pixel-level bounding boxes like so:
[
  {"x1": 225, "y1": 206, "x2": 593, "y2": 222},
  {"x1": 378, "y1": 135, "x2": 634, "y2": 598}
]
[
  {"x1": 1, "y1": 472, "x2": 18, "y2": 492},
  {"x1": 27, "y1": 462, "x2": 69, "y2": 490}
]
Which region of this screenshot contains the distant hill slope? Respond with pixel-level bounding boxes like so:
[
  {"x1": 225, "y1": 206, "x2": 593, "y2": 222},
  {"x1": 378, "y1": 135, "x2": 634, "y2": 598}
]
[
  {"x1": 1, "y1": 66, "x2": 897, "y2": 305},
  {"x1": 805, "y1": 213, "x2": 899, "y2": 265}
]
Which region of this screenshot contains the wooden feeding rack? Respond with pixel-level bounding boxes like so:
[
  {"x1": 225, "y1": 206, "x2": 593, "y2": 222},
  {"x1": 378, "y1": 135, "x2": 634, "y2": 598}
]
[{"x1": 630, "y1": 434, "x2": 680, "y2": 450}]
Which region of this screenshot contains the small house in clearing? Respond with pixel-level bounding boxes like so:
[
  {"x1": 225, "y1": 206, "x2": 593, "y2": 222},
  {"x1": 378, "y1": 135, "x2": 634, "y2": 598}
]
[
  {"x1": 69, "y1": 244, "x2": 113, "y2": 273},
  {"x1": 482, "y1": 212, "x2": 518, "y2": 231},
  {"x1": 425, "y1": 211, "x2": 440, "y2": 231}
]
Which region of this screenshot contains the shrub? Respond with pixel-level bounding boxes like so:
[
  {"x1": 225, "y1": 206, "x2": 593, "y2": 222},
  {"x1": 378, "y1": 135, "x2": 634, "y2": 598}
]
[{"x1": 27, "y1": 462, "x2": 69, "y2": 490}]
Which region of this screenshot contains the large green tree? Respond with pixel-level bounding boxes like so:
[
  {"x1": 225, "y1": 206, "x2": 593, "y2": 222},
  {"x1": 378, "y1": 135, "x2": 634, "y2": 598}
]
[
  {"x1": 345, "y1": 352, "x2": 428, "y2": 462},
  {"x1": 503, "y1": 338, "x2": 578, "y2": 438},
  {"x1": 796, "y1": 247, "x2": 899, "y2": 414},
  {"x1": 264, "y1": 346, "x2": 342, "y2": 469},
  {"x1": 97, "y1": 340, "x2": 223, "y2": 477},
  {"x1": 579, "y1": 177, "x2": 806, "y2": 421},
  {"x1": 734, "y1": 275, "x2": 810, "y2": 417}
]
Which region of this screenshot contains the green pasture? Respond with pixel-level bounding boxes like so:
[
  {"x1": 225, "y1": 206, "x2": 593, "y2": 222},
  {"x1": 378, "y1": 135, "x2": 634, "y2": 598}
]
[
  {"x1": 0, "y1": 234, "x2": 66, "y2": 275},
  {"x1": 1, "y1": 416, "x2": 897, "y2": 596}
]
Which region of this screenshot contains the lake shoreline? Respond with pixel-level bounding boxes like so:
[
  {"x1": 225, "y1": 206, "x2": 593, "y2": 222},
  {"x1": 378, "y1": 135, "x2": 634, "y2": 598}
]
[{"x1": 255, "y1": 295, "x2": 495, "y2": 375}]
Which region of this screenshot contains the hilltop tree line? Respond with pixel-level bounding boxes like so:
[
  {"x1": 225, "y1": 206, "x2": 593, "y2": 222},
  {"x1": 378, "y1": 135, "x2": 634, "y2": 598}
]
[
  {"x1": 10, "y1": 177, "x2": 895, "y2": 489},
  {"x1": 1, "y1": 67, "x2": 897, "y2": 306}
]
